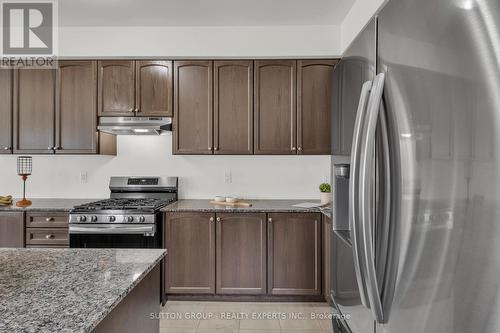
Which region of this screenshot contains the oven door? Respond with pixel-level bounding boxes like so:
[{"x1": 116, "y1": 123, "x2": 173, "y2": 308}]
[{"x1": 69, "y1": 224, "x2": 159, "y2": 249}]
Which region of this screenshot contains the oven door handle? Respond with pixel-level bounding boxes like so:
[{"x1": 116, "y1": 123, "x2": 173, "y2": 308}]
[{"x1": 69, "y1": 224, "x2": 156, "y2": 235}]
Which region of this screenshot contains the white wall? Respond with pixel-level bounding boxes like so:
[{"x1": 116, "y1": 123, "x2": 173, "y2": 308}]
[
  {"x1": 0, "y1": 136, "x2": 330, "y2": 199},
  {"x1": 340, "y1": 0, "x2": 387, "y2": 52},
  {"x1": 59, "y1": 25, "x2": 342, "y2": 58}
]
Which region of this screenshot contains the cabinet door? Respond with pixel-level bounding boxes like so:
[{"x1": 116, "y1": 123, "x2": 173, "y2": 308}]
[
  {"x1": 323, "y1": 215, "x2": 332, "y2": 302},
  {"x1": 0, "y1": 212, "x2": 24, "y2": 247},
  {"x1": 0, "y1": 69, "x2": 12, "y2": 154},
  {"x1": 13, "y1": 69, "x2": 56, "y2": 154},
  {"x1": 136, "y1": 60, "x2": 173, "y2": 116},
  {"x1": 297, "y1": 60, "x2": 337, "y2": 155},
  {"x1": 268, "y1": 212, "x2": 321, "y2": 295},
  {"x1": 173, "y1": 60, "x2": 213, "y2": 154},
  {"x1": 216, "y1": 213, "x2": 266, "y2": 294},
  {"x1": 165, "y1": 212, "x2": 216, "y2": 294},
  {"x1": 214, "y1": 60, "x2": 253, "y2": 154},
  {"x1": 56, "y1": 60, "x2": 97, "y2": 154},
  {"x1": 98, "y1": 60, "x2": 135, "y2": 116},
  {"x1": 254, "y1": 60, "x2": 297, "y2": 154}
]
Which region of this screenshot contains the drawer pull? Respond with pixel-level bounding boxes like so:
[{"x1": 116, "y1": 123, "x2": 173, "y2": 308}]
[
  {"x1": 45, "y1": 234, "x2": 55, "y2": 239},
  {"x1": 209, "y1": 217, "x2": 214, "y2": 223},
  {"x1": 268, "y1": 218, "x2": 272, "y2": 223},
  {"x1": 45, "y1": 217, "x2": 55, "y2": 222},
  {"x1": 216, "y1": 217, "x2": 221, "y2": 223}
]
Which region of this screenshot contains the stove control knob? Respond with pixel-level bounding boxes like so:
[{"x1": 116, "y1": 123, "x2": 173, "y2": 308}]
[
  {"x1": 76, "y1": 215, "x2": 87, "y2": 222},
  {"x1": 108, "y1": 216, "x2": 116, "y2": 222},
  {"x1": 126, "y1": 216, "x2": 134, "y2": 223},
  {"x1": 91, "y1": 216, "x2": 98, "y2": 222},
  {"x1": 138, "y1": 216, "x2": 145, "y2": 223}
]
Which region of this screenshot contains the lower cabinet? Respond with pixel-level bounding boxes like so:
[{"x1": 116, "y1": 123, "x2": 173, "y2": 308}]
[
  {"x1": 216, "y1": 213, "x2": 266, "y2": 295},
  {"x1": 25, "y1": 211, "x2": 69, "y2": 248},
  {"x1": 165, "y1": 212, "x2": 216, "y2": 294},
  {"x1": 0, "y1": 212, "x2": 25, "y2": 247},
  {"x1": 268, "y1": 212, "x2": 322, "y2": 295},
  {"x1": 165, "y1": 211, "x2": 323, "y2": 297}
]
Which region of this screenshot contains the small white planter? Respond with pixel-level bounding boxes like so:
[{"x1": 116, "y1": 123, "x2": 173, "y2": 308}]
[{"x1": 320, "y1": 192, "x2": 331, "y2": 205}]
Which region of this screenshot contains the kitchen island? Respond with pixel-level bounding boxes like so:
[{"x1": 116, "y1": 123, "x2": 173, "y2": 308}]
[{"x1": 0, "y1": 248, "x2": 165, "y2": 333}]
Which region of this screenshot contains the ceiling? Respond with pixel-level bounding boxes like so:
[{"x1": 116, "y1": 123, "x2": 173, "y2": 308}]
[{"x1": 59, "y1": 0, "x2": 355, "y2": 27}]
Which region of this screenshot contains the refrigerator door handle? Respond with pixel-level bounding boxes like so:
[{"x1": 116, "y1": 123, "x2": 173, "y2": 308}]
[
  {"x1": 349, "y1": 80, "x2": 373, "y2": 309},
  {"x1": 359, "y1": 73, "x2": 386, "y2": 323}
]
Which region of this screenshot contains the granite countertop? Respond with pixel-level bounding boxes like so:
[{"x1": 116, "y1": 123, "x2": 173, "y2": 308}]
[
  {"x1": 0, "y1": 198, "x2": 103, "y2": 212},
  {"x1": 0, "y1": 248, "x2": 166, "y2": 333},
  {"x1": 162, "y1": 199, "x2": 332, "y2": 216}
]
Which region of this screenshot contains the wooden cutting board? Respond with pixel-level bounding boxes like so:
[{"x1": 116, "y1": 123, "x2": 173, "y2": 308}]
[{"x1": 209, "y1": 200, "x2": 252, "y2": 207}]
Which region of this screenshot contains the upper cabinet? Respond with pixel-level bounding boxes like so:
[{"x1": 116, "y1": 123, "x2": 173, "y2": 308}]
[
  {"x1": 0, "y1": 69, "x2": 12, "y2": 154},
  {"x1": 136, "y1": 60, "x2": 173, "y2": 117},
  {"x1": 98, "y1": 60, "x2": 173, "y2": 117},
  {"x1": 98, "y1": 60, "x2": 135, "y2": 116},
  {"x1": 14, "y1": 68, "x2": 56, "y2": 154},
  {"x1": 297, "y1": 60, "x2": 337, "y2": 155},
  {"x1": 12, "y1": 62, "x2": 115, "y2": 155},
  {"x1": 254, "y1": 60, "x2": 297, "y2": 155},
  {"x1": 56, "y1": 60, "x2": 98, "y2": 154},
  {"x1": 214, "y1": 60, "x2": 253, "y2": 154},
  {"x1": 173, "y1": 60, "x2": 213, "y2": 154}
]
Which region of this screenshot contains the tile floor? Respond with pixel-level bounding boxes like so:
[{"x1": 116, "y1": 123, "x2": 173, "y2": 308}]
[{"x1": 159, "y1": 301, "x2": 335, "y2": 333}]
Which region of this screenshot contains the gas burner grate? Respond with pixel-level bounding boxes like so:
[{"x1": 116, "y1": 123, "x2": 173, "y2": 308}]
[{"x1": 73, "y1": 198, "x2": 174, "y2": 212}]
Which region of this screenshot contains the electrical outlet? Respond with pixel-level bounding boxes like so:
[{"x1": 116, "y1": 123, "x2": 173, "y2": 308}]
[
  {"x1": 224, "y1": 170, "x2": 232, "y2": 184},
  {"x1": 80, "y1": 172, "x2": 88, "y2": 184}
]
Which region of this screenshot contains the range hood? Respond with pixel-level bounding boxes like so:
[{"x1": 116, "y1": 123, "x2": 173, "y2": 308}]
[{"x1": 98, "y1": 117, "x2": 172, "y2": 135}]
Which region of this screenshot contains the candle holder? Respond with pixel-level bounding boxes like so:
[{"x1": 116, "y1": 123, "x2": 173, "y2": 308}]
[{"x1": 16, "y1": 156, "x2": 32, "y2": 208}]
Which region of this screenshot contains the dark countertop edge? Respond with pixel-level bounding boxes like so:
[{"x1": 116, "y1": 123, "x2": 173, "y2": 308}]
[{"x1": 85, "y1": 249, "x2": 167, "y2": 333}]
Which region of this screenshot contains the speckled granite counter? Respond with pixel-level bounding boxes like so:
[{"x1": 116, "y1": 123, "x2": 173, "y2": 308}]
[
  {"x1": 0, "y1": 248, "x2": 166, "y2": 333},
  {"x1": 0, "y1": 198, "x2": 103, "y2": 212},
  {"x1": 162, "y1": 199, "x2": 331, "y2": 216}
]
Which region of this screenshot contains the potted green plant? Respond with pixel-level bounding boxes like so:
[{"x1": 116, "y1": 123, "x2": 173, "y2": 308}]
[{"x1": 319, "y1": 183, "x2": 331, "y2": 205}]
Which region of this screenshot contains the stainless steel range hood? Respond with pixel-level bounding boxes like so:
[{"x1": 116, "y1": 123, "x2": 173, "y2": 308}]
[{"x1": 98, "y1": 117, "x2": 172, "y2": 135}]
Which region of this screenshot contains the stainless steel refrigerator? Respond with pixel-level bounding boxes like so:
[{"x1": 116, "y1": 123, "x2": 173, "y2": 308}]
[{"x1": 330, "y1": 0, "x2": 500, "y2": 332}]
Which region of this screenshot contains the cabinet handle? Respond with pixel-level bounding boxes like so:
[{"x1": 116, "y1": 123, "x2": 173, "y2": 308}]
[
  {"x1": 45, "y1": 234, "x2": 55, "y2": 239},
  {"x1": 45, "y1": 217, "x2": 55, "y2": 222},
  {"x1": 209, "y1": 217, "x2": 214, "y2": 222},
  {"x1": 47, "y1": 147, "x2": 53, "y2": 150},
  {"x1": 208, "y1": 147, "x2": 212, "y2": 151},
  {"x1": 268, "y1": 218, "x2": 272, "y2": 223},
  {"x1": 214, "y1": 147, "x2": 219, "y2": 151},
  {"x1": 134, "y1": 108, "x2": 139, "y2": 112},
  {"x1": 3, "y1": 147, "x2": 11, "y2": 150},
  {"x1": 291, "y1": 147, "x2": 296, "y2": 151},
  {"x1": 216, "y1": 217, "x2": 221, "y2": 223},
  {"x1": 298, "y1": 147, "x2": 303, "y2": 152}
]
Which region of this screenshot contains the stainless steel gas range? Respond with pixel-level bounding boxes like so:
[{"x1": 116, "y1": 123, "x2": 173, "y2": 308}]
[{"x1": 69, "y1": 176, "x2": 177, "y2": 249}]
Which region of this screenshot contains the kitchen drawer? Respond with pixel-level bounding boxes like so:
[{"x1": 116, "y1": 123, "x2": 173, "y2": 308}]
[
  {"x1": 26, "y1": 212, "x2": 69, "y2": 228},
  {"x1": 25, "y1": 227, "x2": 69, "y2": 246}
]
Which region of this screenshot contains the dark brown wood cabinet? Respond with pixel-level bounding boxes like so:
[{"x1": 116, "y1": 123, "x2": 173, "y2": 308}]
[
  {"x1": 254, "y1": 60, "x2": 297, "y2": 154},
  {"x1": 136, "y1": 60, "x2": 173, "y2": 116},
  {"x1": 165, "y1": 212, "x2": 216, "y2": 294},
  {"x1": 56, "y1": 60, "x2": 97, "y2": 154},
  {"x1": 297, "y1": 60, "x2": 337, "y2": 154},
  {"x1": 173, "y1": 60, "x2": 213, "y2": 154},
  {"x1": 13, "y1": 68, "x2": 56, "y2": 154},
  {"x1": 268, "y1": 212, "x2": 321, "y2": 295},
  {"x1": 216, "y1": 213, "x2": 266, "y2": 294},
  {"x1": 98, "y1": 60, "x2": 136, "y2": 116},
  {"x1": 0, "y1": 69, "x2": 12, "y2": 154},
  {"x1": 0, "y1": 212, "x2": 24, "y2": 247},
  {"x1": 214, "y1": 60, "x2": 253, "y2": 154}
]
